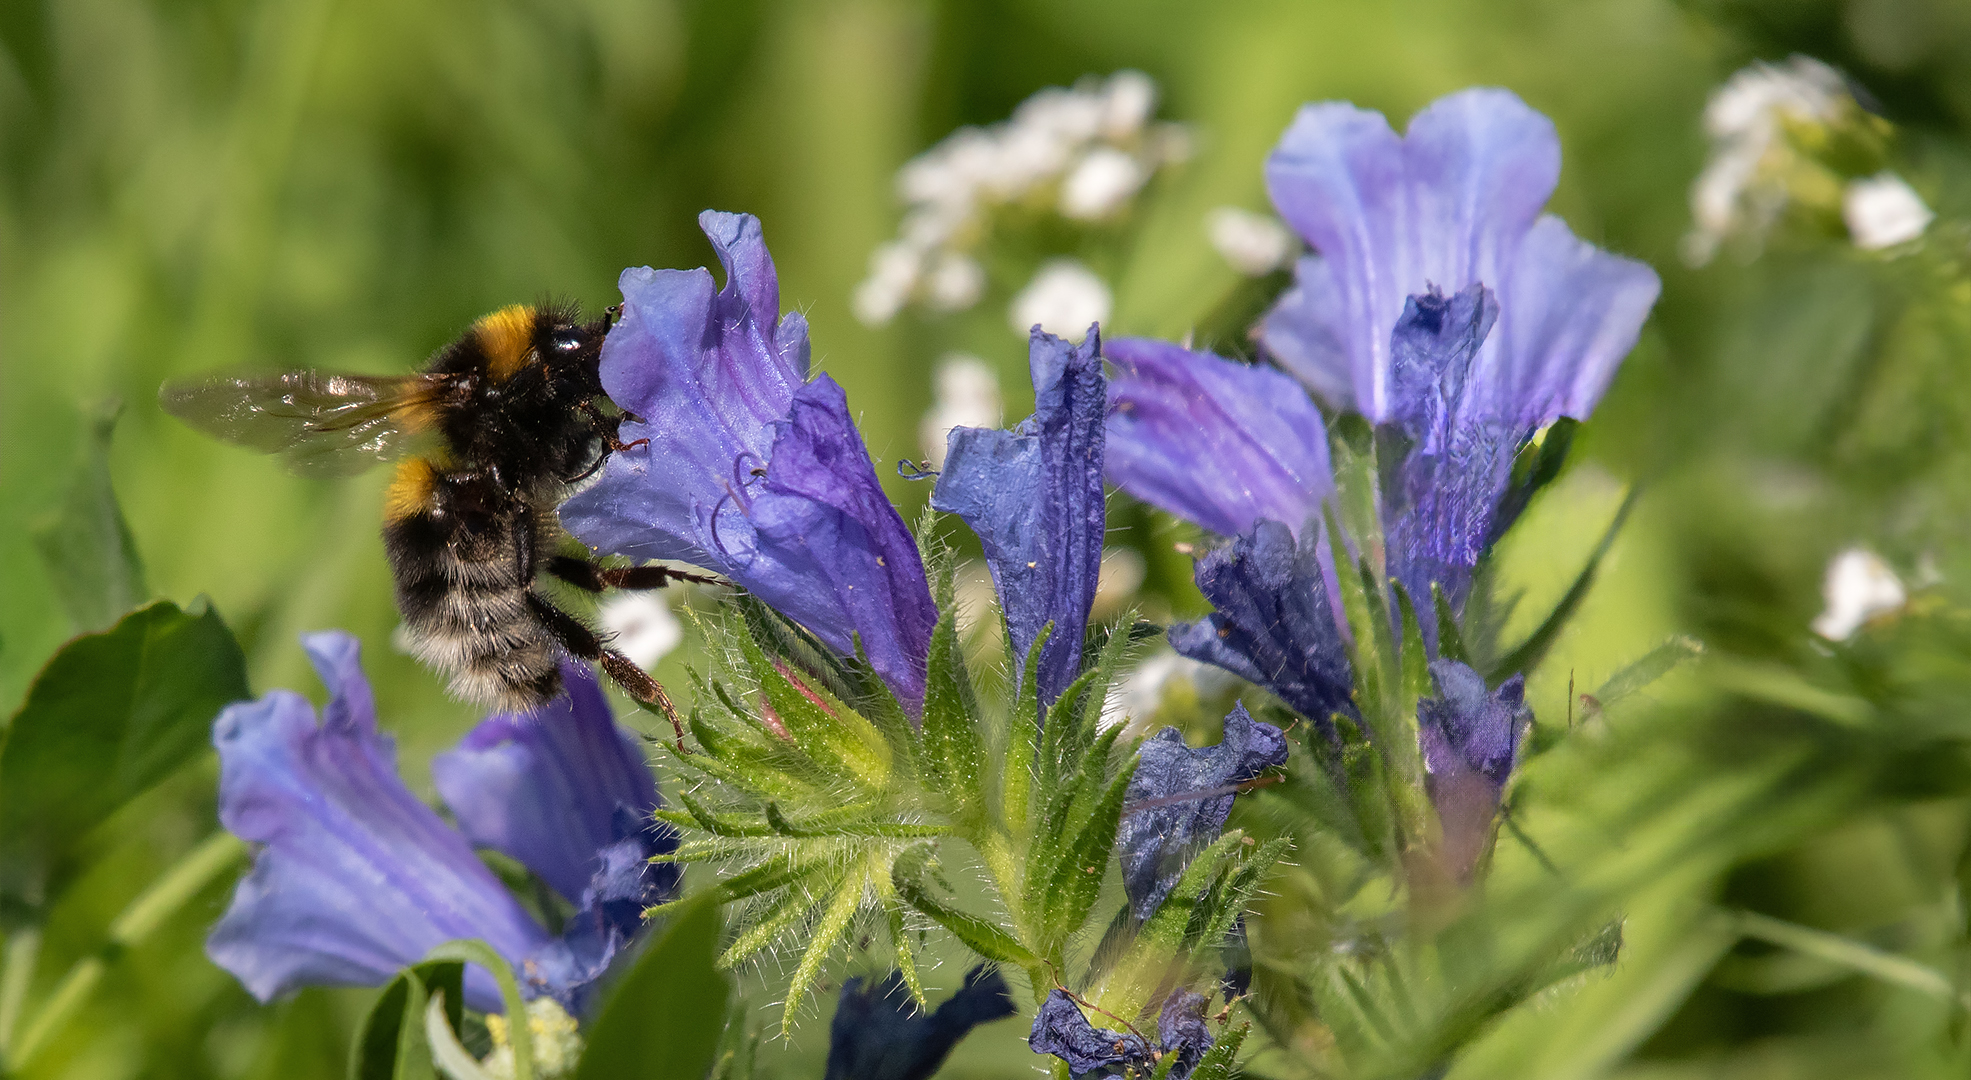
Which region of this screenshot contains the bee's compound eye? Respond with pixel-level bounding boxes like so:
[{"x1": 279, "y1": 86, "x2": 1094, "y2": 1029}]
[{"x1": 550, "y1": 327, "x2": 584, "y2": 352}]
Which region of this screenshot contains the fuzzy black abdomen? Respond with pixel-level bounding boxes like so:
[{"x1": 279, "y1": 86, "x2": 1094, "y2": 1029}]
[{"x1": 382, "y1": 465, "x2": 561, "y2": 711}]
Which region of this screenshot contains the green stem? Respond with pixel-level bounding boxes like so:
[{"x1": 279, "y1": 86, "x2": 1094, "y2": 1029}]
[
  {"x1": 7, "y1": 833, "x2": 246, "y2": 1070},
  {"x1": 0, "y1": 928, "x2": 42, "y2": 1058}
]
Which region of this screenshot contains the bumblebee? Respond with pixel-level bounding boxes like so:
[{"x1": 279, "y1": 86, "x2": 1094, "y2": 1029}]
[{"x1": 161, "y1": 303, "x2": 710, "y2": 741}]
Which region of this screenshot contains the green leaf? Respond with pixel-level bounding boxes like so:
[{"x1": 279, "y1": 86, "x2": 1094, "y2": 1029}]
[
  {"x1": 1485, "y1": 486, "x2": 1639, "y2": 685},
  {"x1": 780, "y1": 866, "x2": 867, "y2": 1032},
  {"x1": 0, "y1": 599, "x2": 250, "y2": 909},
  {"x1": 30, "y1": 400, "x2": 149, "y2": 634},
  {"x1": 1590, "y1": 636, "x2": 1705, "y2": 710},
  {"x1": 577, "y1": 891, "x2": 732, "y2": 1080},
  {"x1": 1431, "y1": 583, "x2": 1468, "y2": 666},
  {"x1": 348, "y1": 961, "x2": 463, "y2": 1080},
  {"x1": 422, "y1": 941, "x2": 530, "y2": 1080},
  {"x1": 1043, "y1": 756, "x2": 1139, "y2": 950}
]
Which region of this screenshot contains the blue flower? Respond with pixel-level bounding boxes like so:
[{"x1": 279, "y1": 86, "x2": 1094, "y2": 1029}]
[
  {"x1": 1260, "y1": 88, "x2": 1659, "y2": 608},
  {"x1": 1417, "y1": 660, "x2": 1529, "y2": 880},
  {"x1": 1029, "y1": 988, "x2": 1218, "y2": 1080},
  {"x1": 824, "y1": 965, "x2": 1016, "y2": 1080},
  {"x1": 931, "y1": 327, "x2": 1105, "y2": 705},
  {"x1": 1165, "y1": 522, "x2": 1353, "y2": 735},
  {"x1": 559, "y1": 210, "x2": 937, "y2": 709},
  {"x1": 1105, "y1": 336, "x2": 1334, "y2": 542},
  {"x1": 1117, "y1": 704, "x2": 1288, "y2": 922},
  {"x1": 205, "y1": 633, "x2": 672, "y2": 1013}
]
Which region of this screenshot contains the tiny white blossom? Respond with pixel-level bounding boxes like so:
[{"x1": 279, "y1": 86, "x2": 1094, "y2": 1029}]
[
  {"x1": 924, "y1": 252, "x2": 986, "y2": 311},
  {"x1": 1685, "y1": 54, "x2": 1852, "y2": 265},
  {"x1": 1844, "y1": 172, "x2": 1932, "y2": 250},
  {"x1": 918, "y1": 355, "x2": 1003, "y2": 468},
  {"x1": 599, "y1": 590, "x2": 683, "y2": 669},
  {"x1": 1812, "y1": 547, "x2": 1907, "y2": 641},
  {"x1": 1060, "y1": 147, "x2": 1148, "y2": 220},
  {"x1": 1010, "y1": 259, "x2": 1110, "y2": 340},
  {"x1": 1100, "y1": 70, "x2": 1157, "y2": 140},
  {"x1": 1206, "y1": 206, "x2": 1296, "y2": 275}
]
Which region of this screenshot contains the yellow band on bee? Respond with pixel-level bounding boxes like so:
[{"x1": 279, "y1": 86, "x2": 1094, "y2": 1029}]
[
  {"x1": 475, "y1": 304, "x2": 537, "y2": 382},
  {"x1": 383, "y1": 458, "x2": 440, "y2": 522}
]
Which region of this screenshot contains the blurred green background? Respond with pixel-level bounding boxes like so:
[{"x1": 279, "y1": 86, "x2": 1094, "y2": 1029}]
[{"x1": 3, "y1": 0, "x2": 1971, "y2": 1076}]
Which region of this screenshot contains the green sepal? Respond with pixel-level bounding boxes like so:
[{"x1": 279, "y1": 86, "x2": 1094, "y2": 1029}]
[
  {"x1": 347, "y1": 960, "x2": 463, "y2": 1080},
  {"x1": 919, "y1": 608, "x2": 987, "y2": 820},
  {"x1": 1188, "y1": 1021, "x2": 1249, "y2": 1080},
  {"x1": 1042, "y1": 755, "x2": 1139, "y2": 952},
  {"x1": 1196, "y1": 838, "x2": 1291, "y2": 951},
  {"x1": 1431, "y1": 583, "x2": 1468, "y2": 666},
  {"x1": 736, "y1": 633, "x2": 890, "y2": 790},
  {"x1": 780, "y1": 865, "x2": 869, "y2": 1032},
  {"x1": 893, "y1": 848, "x2": 1038, "y2": 966},
  {"x1": 1001, "y1": 625, "x2": 1053, "y2": 841},
  {"x1": 1136, "y1": 830, "x2": 1250, "y2": 950}
]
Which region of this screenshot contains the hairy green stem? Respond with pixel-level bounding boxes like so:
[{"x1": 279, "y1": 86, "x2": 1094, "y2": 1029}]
[
  {"x1": 7, "y1": 832, "x2": 246, "y2": 1070},
  {"x1": 1729, "y1": 908, "x2": 1967, "y2": 1008}
]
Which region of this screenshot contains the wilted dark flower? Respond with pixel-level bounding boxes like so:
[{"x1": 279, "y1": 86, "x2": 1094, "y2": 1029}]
[
  {"x1": 1417, "y1": 659, "x2": 1530, "y2": 880},
  {"x1": 205, "y1": 633, "x2": 671, "y2": 1012},
  {"x1": 1165, "y1": 522, "x2": 1353, "y2": 734},
  {"x1": 932, "y1": 326, "x2": 1106, "y2": 705},
  {"x1": 824, "y1": 965, "x2": 1016, "y2": 1080},
  {"x1": 559, "y1": 211, "x2": 937, "y2": 708},
  {"x1": 1029, "y1": 988, "x2": 1218, "y2": 1079},
  {"x1": 1117, "y1": 704, "x2": 1288, "y2": 922}
]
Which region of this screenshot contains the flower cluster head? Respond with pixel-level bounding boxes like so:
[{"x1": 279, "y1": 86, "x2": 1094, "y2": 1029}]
[
  {"x1": 1684, "y1": 55, "x2": 1930, "y2": 261},
  {"x1": 853, "y1": 71, "x2": 1188, "y2": 327},
  {"x1": 205, "y1": 632, "x2": 674, "y2": 1013},
  {"x1": 1108, "y1": 86, "x2": 1657, "y2": 871}
]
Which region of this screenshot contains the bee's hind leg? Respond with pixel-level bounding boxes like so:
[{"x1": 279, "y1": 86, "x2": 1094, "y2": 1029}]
[
  {"x1": 546, "y1": 555, "x2": 730, "y2": 592},
  {"x1": 526, "y1": 591, "x2": 691, "y2": 754}
]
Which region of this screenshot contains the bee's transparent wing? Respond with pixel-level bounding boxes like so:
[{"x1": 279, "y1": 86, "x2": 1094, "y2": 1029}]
[{"x1": 159, "y1": 371, "x2": 456, "y2": 477}]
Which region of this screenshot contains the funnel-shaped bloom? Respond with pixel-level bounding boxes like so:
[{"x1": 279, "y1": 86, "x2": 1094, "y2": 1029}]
[
  {"x1": 1417, "y1": 659, "x2": 1529, "y2": 880},
  {"x1": 560, "y1": 211, "x2": 937, "y2": 708},
  {"x1": 1030, "y1": 988, "x2": 1218, "y2": 1079},
  {"x1": 1261, "y1": 87, "x2": 1659, "y2": 430},
  {"x1": 932, "y1": 327, "x2": 1105, "y2": 705},
  {"x1": 825, "y1": 965, "x2": 1016, "y2": 1080},
  {"x1": 206, "y1": 633, "x2": 671, "y2": 1012}
]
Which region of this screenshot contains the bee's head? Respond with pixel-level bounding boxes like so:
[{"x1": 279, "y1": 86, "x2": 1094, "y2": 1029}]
[{"x1": 532, "y1": 303, "x2": 610, "y2": 392}]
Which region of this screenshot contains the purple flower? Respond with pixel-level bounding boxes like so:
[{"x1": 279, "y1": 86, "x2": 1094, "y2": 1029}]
[
  {"x1": 206, "y1": 633, "x2": 671, "y2": 1012},
  {"x1": 1260, "y1": 88, "x2": 1658, "y2": 609},
  {"x1": 931, "y1": 327, "x2": 1105, "y2": 705},
  {"x1": 1261, "y1": 87, "x2": 1659, "y2": 428},
  {"x1": 1166, "y1": 522, "x2": 1353, "y2": 734},
  {"x1": 1105, "y1": 336, "x2": 1334, "y2": 541},
  {"x1": 1117, "y1": 704, "x2": 1288, "y2": 922},
  {"x1": 1417, "y1": 660, "x2": 1529, "y2": 881},
  {"x1": 825, "y1": 965, "x2": 1016, "y2": 1080},
  {"x1": 559, "y1": 210, "x2": 937, "y2": 708}
]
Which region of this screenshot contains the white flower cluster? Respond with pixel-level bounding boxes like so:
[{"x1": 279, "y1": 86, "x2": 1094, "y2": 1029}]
[
  {"x1": 1685, "y1": 55, "x2": 1932, "y2": 263},
  {"x1": 853, "y1": 71, "x2": 1189, "y2": 327},
  {"x1": 918, "y1": 355, "x2": 1003, "y2": 469},
  {"x1": 1206, "y1": 206, "x2": 1297, "y2": 276}
]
